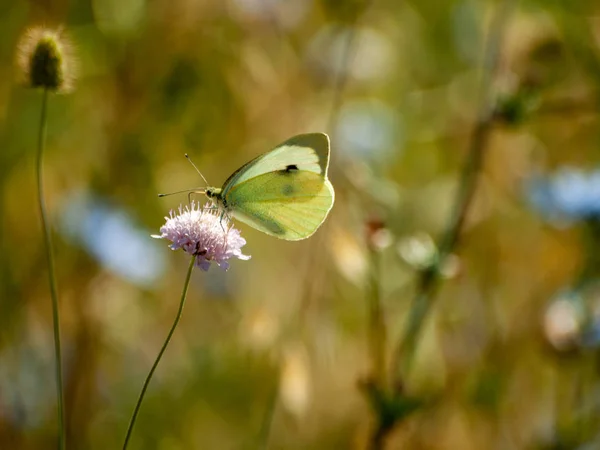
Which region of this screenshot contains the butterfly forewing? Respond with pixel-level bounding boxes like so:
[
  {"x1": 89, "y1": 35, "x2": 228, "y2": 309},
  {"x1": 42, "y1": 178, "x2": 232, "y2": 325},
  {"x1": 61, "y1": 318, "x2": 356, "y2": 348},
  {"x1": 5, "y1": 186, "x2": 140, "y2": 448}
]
[
  {"x1": 213, "y1": 132, "x2": 334, "y2": 240},
  {"x1": 221, "y1": 133, "x2": 330, "y2": 197}
]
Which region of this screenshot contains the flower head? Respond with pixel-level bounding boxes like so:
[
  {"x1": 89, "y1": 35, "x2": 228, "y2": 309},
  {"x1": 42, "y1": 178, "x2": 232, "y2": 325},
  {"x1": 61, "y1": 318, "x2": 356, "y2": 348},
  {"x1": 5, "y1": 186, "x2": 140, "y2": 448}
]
[
  {"x1": 153, "y1": 202, "x2": 250, "y2": 271},
  {"x1": 16, "y1": 26, "x2": 75, "y2": 92}
]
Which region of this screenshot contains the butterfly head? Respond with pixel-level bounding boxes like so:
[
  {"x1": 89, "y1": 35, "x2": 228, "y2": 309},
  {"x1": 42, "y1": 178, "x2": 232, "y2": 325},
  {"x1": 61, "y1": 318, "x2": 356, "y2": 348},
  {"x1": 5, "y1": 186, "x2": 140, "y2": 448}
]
[{"x1": 205, "y1": 187, "x2": 223, "y2": 203}]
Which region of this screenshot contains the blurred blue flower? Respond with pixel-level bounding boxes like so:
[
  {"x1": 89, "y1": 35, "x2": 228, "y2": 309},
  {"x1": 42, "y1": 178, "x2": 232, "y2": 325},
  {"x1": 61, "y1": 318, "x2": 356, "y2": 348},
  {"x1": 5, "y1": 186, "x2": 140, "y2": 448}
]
[
  {"x1": 581, "y1": 322, "x2": 600, "y2": 349},
  {"x1": 527, "y1": 167, "x2": 600, "y2": 225},
  {"x1": 60, "y1": 192, "x2": 165, "y2": 287}
]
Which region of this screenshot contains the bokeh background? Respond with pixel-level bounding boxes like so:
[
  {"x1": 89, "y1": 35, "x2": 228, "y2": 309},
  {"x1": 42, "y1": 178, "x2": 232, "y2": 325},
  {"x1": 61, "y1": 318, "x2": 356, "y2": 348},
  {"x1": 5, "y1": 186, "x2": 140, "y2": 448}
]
[{"x1": 2, "y1": 0, "x2": 600, "y2": 448}]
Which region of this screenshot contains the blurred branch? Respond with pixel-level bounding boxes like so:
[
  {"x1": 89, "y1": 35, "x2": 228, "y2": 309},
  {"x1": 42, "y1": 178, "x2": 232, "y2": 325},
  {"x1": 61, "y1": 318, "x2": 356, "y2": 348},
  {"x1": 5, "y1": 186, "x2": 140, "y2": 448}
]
[
  {"x1": 360, "y1": 378, "x2": 424, "y2": 450},
  {"x1": 358, "y1": 1, "x2": 517, "y2": 446},
  {"x1": 255, "y1": 381, "x2": 279, "y2": 450},
  {"x1": 326, "y1": 22, "x2": 358, "y2": 132},
  {"x1": 392, "y1": 0, "x2": 515, "y2": 383},
  {"x1": 366, "y1": 223, "x2": 387, "y2": 386},
  {"x1": 368, "y1": 247, "x2": 386, "y2": 385}
]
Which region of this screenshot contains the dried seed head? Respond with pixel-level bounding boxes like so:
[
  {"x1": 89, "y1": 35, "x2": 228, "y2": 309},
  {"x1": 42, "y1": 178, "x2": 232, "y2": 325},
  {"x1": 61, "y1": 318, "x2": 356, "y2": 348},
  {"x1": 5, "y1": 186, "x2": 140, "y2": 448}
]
[{"x1": 16, "y1": 27, "x2": 75, "y2": 93}]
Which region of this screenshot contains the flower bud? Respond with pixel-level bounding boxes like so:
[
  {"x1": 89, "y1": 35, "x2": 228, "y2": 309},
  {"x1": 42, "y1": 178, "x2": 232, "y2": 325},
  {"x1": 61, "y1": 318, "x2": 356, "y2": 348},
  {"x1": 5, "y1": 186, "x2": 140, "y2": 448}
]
[
  {"x1": 16, "y1": 27, "x2": 75, "y2": 92},
  {"x1": 365, "y1": 218, "x2": 393, "y2": 252}
]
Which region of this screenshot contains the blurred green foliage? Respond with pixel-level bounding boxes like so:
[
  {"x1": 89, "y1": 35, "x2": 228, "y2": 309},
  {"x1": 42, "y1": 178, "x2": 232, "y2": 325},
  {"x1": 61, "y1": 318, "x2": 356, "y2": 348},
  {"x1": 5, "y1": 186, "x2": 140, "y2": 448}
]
[{"x1": 2, "y1": 0, "x2": 600, "y2": 448}]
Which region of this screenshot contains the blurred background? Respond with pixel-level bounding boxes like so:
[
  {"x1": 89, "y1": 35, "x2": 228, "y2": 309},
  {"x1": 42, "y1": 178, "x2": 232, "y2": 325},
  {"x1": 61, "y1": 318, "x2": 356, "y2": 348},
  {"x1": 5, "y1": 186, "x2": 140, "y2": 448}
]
[{"x1": 2, "y1": 0, "x2": 600, "y2": 448}]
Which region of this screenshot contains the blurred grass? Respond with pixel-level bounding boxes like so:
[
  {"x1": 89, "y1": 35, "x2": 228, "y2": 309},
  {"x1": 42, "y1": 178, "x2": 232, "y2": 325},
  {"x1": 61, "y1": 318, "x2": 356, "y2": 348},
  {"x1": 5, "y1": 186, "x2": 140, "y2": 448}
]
[{"x1": 2, "y1": 0, "x2": 600, "y2": 449}]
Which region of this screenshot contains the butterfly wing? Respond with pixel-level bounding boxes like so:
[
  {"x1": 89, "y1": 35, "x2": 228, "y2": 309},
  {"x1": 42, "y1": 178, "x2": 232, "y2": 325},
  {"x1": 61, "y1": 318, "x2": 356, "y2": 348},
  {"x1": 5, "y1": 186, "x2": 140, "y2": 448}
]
[
  {"x1": 225, "y1": 170, "x2": 335, "y2": 240},
  {"x1": 221, "y1": 133, "x2": 331, "y2": 196}
]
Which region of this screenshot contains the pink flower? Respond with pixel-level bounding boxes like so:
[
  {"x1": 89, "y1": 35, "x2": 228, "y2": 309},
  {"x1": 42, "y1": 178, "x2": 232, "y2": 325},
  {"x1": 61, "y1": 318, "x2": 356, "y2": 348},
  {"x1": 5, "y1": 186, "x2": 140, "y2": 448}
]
[{"x1": 153, "y1": 202, "x2": 250, "y2": 271}]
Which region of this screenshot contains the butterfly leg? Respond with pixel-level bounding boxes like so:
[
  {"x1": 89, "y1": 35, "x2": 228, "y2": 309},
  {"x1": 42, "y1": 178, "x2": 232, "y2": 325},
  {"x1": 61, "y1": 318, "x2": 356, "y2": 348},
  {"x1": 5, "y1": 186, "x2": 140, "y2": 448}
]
[
  {"x1": 217, "y1": 209, "x2": 235, "y2": 247},
  {"x1": 218, "y1": 209, "x2": 228, "y2": 234}
]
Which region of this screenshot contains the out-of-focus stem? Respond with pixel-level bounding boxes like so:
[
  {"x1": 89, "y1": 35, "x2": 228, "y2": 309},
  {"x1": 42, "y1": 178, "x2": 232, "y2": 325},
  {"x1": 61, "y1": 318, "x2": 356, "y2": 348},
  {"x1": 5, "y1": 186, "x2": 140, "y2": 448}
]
[
  {"x1": 256, "y1": 380, "x2": 279, "y2": 450},
  {"x1": 368, "y1": 244, "x2": 386, "y2": 386},
  {"x1": 392, "y1": 0, "x2": 515, "y2": 384}
]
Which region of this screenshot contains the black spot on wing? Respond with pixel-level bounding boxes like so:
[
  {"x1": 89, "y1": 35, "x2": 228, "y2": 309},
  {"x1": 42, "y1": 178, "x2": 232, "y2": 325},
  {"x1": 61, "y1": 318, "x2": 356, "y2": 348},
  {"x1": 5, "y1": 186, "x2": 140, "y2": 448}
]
[{"x1": 278, "y1": 165, "x2": 300, "y2": 197}]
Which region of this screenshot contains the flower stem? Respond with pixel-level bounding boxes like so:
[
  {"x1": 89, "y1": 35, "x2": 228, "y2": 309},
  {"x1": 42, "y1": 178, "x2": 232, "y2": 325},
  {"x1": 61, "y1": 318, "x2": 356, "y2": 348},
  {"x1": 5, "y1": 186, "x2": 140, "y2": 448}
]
[
  {"x1": 368, "y1": 245, "x2": 386, "y2": 387},
  {"x1": 36, "y1": 88, "x2": 65, "y2": 450},
  {"x1": 122, "y1": 256, "x2": 195, "y2": 450},
  {"x1": 255, "y1": 380, "x2": 279, "y2": 450}
]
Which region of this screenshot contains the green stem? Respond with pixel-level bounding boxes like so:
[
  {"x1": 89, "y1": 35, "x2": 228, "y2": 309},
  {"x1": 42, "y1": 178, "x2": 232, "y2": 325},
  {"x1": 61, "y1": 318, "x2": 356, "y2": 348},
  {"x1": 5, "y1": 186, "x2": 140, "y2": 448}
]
[
  {"x1": 255, "y1": 381, "x2": 279, "y2": 450},
  {"x1": 368, "y1": 246, "x2": 386, "y2": 387},
  {"x1": 122, "y1": 256, "x2": 195, "y2": 450},
  {"x1": 36, "y1": 88, "x2": 65, "y2": 450},
  {"x1": 392, "y1": 0, "x2": 514, "y2": 383}
]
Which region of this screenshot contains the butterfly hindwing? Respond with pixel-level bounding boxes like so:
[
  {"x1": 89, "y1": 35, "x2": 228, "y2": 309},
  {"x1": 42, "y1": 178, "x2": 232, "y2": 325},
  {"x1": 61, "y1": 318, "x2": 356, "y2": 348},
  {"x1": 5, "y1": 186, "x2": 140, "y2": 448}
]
[{"x1": 225, "y1": 170, "x2": 334, "y2": 240}]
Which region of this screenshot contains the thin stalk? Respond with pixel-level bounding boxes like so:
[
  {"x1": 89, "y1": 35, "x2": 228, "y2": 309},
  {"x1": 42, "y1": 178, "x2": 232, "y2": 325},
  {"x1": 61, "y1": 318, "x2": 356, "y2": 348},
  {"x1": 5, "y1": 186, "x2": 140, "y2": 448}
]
[
  {"x1": 366, "y1": 244, "x2": 388, "y2": 450},
  {"x1": 326, "y1": 0, "x2": 376, "y2": 133},
  {"x1": 392, "y1": 0, "x2": 515, "y2": 382},
  {"x1": 255, "y1": 381, "x2": 279, "y2": 450},
  {"x1": 36, "y1": 88, "x2": 65, "y2": 450},
  {"x1": 368, "y1": 246, "x2": 386, "y2": 386},
  {"x1": 326, "y1": 23, "x2": 358, "y2": 132},
  {"x1": 122, "y1": 256, "x2": 195, "y2": 450}
]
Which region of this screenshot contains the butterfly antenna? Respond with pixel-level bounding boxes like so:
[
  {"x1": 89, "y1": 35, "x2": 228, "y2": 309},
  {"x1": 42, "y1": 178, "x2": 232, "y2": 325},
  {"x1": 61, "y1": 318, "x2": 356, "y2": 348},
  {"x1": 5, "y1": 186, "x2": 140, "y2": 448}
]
[
  {"x1": 158, "y1": 187, "x2": 205, "y2": 197},
  {"x1": 185, "y1": 153, "x2": 210, "y2": 187}
]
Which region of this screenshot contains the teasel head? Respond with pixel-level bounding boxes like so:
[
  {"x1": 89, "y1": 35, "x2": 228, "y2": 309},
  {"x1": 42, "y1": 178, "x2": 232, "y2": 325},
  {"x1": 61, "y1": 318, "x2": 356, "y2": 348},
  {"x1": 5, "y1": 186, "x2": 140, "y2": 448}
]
[{"x1": 16, "y1": 26, "x2": 76, "y2": 93}]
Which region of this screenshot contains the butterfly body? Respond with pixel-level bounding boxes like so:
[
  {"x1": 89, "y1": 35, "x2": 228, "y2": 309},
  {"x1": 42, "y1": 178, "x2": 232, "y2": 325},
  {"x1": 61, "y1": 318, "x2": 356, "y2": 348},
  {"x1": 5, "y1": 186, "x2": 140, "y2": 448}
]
[{"x1": 204, "y1": 133, "x2": 334, "y2": 241}]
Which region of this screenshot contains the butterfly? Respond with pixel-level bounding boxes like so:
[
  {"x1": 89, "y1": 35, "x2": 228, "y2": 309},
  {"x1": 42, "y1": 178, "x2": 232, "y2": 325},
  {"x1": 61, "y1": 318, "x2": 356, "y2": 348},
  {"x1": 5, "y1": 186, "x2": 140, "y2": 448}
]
[{"x1": 177, "y1": 133, "x2": 335, "y2": 241}]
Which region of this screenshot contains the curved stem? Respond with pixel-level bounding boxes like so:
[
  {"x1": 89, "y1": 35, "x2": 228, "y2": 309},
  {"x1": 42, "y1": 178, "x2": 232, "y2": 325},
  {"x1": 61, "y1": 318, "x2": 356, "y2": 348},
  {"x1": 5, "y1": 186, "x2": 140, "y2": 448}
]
[
  {"x1": 122, "y1": 256, "x2": 195, "y2": 450},
  {"x1": 36, "y1": 88, "x2": 65, "y2": 450}
]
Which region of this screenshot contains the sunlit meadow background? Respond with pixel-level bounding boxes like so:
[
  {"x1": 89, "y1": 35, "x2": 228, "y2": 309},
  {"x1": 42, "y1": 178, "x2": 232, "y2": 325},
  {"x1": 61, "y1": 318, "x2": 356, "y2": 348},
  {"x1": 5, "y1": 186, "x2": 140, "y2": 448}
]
[{"x1": 2, "y1": 0, "x2": 600, "y2": 448}]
